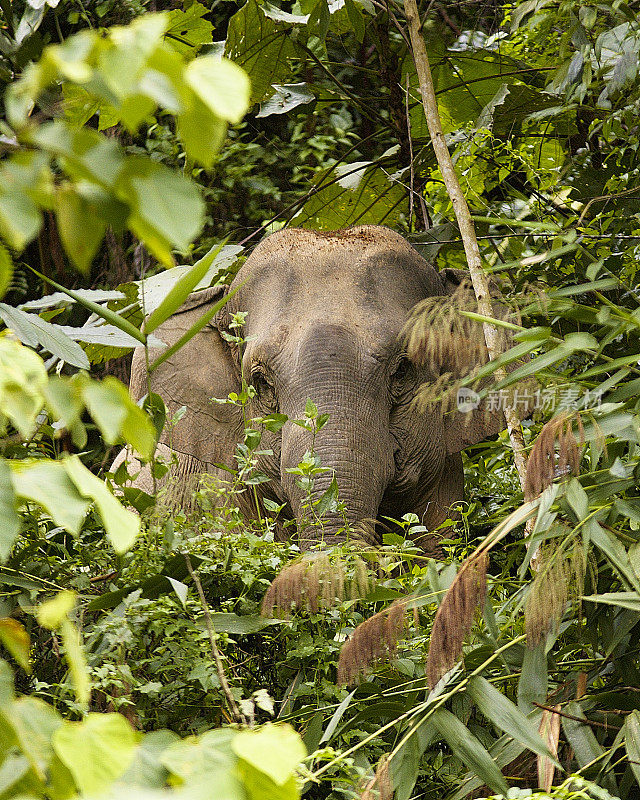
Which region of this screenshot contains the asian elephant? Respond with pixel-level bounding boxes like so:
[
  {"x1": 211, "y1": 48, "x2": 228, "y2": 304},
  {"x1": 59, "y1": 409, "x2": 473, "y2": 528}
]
[{"x1": 120, "y1": 225, "x2": 508, "y2": 550}]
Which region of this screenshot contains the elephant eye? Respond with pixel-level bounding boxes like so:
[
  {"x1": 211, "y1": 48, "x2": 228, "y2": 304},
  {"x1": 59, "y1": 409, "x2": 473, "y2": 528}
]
[
  {"x1": 251, "y1": 368, "x2": 277, "y2": 408},
  {"x1": 390, "y1": 356, "x2": 414, "y2": 397}
]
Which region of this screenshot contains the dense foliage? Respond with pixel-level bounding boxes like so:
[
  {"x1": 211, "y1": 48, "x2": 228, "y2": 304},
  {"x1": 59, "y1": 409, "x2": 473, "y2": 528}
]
[{"x1": 1, "y1": 0, "x2": 640, "y2": 799}]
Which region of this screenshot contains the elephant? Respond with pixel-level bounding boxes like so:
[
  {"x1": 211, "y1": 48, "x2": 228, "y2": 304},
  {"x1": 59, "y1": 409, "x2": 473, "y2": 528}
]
[{"x1": 119, "y1": 225, "x2": 509, "y2": 550}]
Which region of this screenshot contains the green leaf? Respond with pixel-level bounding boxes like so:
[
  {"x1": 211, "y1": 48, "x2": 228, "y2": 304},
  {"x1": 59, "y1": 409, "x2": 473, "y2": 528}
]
[
  {"x1": 225, "y1": 0, "x2": 297, "y2": 105},
  {"x1": 0, "y1": 303, "x2": 90, "y2": 369},
  {"x1": 55, "y1": 184, "x2": 107, "y2": 273},
  {"x1": 149, "y1": 284, "x2": 240, "y2": 372},
  {"x1": 144, "y1": 242, "x2": 224, "y2": 334},
  {"x1": 0, "y1": 461, "x2": 20, "y2": 563},
  {"x1": 468, "y1": 676, "x2": 557, "y2": 763},
  {"x1": 10, "y1": 460, "x2": 90, "y2": 535},
  {"x1": 165, "y1": 1, "x2": 213, "y2": 55},
  {"x1": 185, "y1": 56, "x2": 250, "y2": 124},
  {"x1": 315, "y1": 476, "x2": 339, "y2": 516},
  {"x1": 307, "y1": 0, "x2": 330, "y2": 39},
  {"x1": 37, "y1": 590, "x2": 76, "y2": 629},
  {"x1": 582, "y1": 592, "x2": 640, "y2": 612},
  {"x1": 30, "y1": 121, "x2": 124, "y2": 189},
  {"x1": 590, "y1": 524, "x2": 640, "y2": 593},
  {"x1": 431, "y1": 707, "x2": 509, "y2": 795},
  {"x1": 3, "y1": 696, "x2": 63, "y2": 782},
  {"x1": 203, "y1": 613, "x2": 282, "y2": 635},
  {"x1": 624, "y1": 710, "x2": 640, "y2": 789},
  {"x1": 256, "y1": 83, "x2": 315, "y2": 117},
  {"x1": 296, "y1": 164, "x2": 406, "y2": 230},
  {"x1": 162, "y1": 729, "x2": 243, "y2": 797},
  {"x1": 344, "y1": 0, "x2": 365, "y2": 41},
  {"x1": 177, "y1": 96, "x2": 227, "y2": 167},
  {"x1": 25, "y1": 266, "x2": 146, "y2": 345},
  {"x1": 0, "y1": 337, "x2": 48, "y2": 438},
  {"x1": 0, "y1": 244, "x2": 13, "y2": 299},
  {"x1": 117, "y1": 157, "x2": 204, "y2": 265},
  {"x1": 562, "y1": 701, "x2": 618, "y2": 793},
  {"x1": 59, "y1": 617, "x2": 90, "y2": 710},
  {"x1": 232, "y1": 724, "x2": 306, "y2": 786},
  {"x1": 53, "y1": 713, "x2": 137, "y2": 796},
  {"x1": 0, "y1": 618, "x2": 31, "y2": 673},
  {"x1": 63, "y1": 455, "x2": 140, "y2": 554},
  {"x1": 319, "y1": 689, "x2": 356, "y2": 745},
  {"x1": 517, "y1": 640, "x2": 548, "y2": 714},
  {"x1": 82, "y1": 376, "x2": 155, "y2": 459}
]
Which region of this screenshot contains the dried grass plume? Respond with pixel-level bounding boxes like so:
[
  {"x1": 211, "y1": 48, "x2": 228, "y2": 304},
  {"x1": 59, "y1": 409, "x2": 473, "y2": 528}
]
[
  {"x1": 426, "y1": 551, "x2": 488, "y2": 688},
  {"x1": 338, "y1": 600, "x2": 408, "y2": 685},
  {"x1": 525, "y1": 413, "x2": 584, "y2": 500}
]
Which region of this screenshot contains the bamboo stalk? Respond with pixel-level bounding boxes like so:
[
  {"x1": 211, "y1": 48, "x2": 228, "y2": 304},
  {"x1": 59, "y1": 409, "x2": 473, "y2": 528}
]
[{"x1": 402, "y1": 0, "x2": 528, "y2": 490}]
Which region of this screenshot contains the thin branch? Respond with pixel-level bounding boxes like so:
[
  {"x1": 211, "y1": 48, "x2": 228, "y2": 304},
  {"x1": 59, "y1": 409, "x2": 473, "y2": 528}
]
[{"x1": 184, "y1": 554, "x2": 247, "y2": 725}]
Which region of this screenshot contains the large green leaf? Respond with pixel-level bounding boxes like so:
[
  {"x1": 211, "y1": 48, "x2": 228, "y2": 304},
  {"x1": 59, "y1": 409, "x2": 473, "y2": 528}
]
[
  {"x1": 185, "y1": 56, "x2": 250, "y2": 124},
  {"x1": 117, "y1": 157, "x2": 204, "y2": 265},
  {"x1": 0, "y1": 303, "x2": 89, "y2": 369},
  {"x1": 582, "y1": 592, "x2": 640, "y2": 612},
  {"x1": 30, "y1": 121, "x2": 124, "y2": 188},
  {"x1": 54, "y1": 184, "x2": 107, "y2": 273},
  {"x1": 0, "y1": 152, "x2": 50, "y2": 252},
  {"x1": 143, "y1": 242, "x2": 224, "y2": 334},
  {"x1": 63, "y1": 456, "x2": 140, "y2": 554},
  {"x1": 82, "y1": 376, "x2": 156, "y2": 459},
  {"x1": 431, "y1": 707, "x2": 509, "y2": 795},
  {"x1": 232, "y1": 724, "x2": 306, "y2": 786},
  {"x1": 517, "y1": 641, "x2": 548, "y2": 714},
  {"x1": 0, "y1": 337, "x2": 48, "y2": 438},
  {"x1": 53, "y1": 713, "x2": 137, "y2": 796},
  {"x1": 0, "y1": 461, "x2": 20, "y2": 563},
  {"x1": 295, "y1": 164, "x2": 406, "y2": 230},
  {"x1": 468, "y1": 676, "x2": 557, "y2": 763},
  {"x1": 225, "y1": 0, "x2": 297, "y2": 105},
  {"x1": 624, "y1": 710, "x2": 640, "y2": 789},
  {"x1": 165, "y1": 1, "x2": 214, "y2": 55},
  {"x1": 10, "y1": 460, "x2": 90, "y2": 535},
  {"x1": 177, "y1": 95, "x2": 227, "y2": 168},
  {"x1": 562, "y1": 701, "x2": 618, "y2": 794}
]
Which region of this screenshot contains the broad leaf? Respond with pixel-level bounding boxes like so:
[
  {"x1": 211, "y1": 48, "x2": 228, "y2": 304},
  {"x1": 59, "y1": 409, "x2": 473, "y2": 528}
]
[
  {"x1": 54, "y1": 184, "x2": 106, "y2": 273},
  {"x1": 257, "y1": 83, "x2": 315, "y2": 117},
  {"x1": 225, "y1": 0, "x2": 297, "y2": 105},
  {"x1": 143, "y1": 242, "x2": 224, "y2": 334},
  {"x1": 0, "y1": 461, "x2": 20, "y2": 562},
  {"x1": 11, "y1": 460, "x2": 90, "y2": 535},
  {"x1": 232, "y1": 724, "x2": 306, "y2": 786},
  {"x1": 468, "y1": 676, "x2": 557, "y2": 763},
  {"x1": 64, "y1": 455, "x2": 140, "y2": 554},
  {"x1": 53, "y1": 713, "x2": 137, "y2": 795},
  {"x1": 117, "y1": 157, "x2": 204, "y2": 265},
  {"x1": 0, "y1": 303, "x2": 90, "y2": 369},
  {"x1": 185, "y1": 56, "x2": 250, "y2": 124},
  {"x1": 431, "y1": 707, "x2": 509, "y2": 795}
]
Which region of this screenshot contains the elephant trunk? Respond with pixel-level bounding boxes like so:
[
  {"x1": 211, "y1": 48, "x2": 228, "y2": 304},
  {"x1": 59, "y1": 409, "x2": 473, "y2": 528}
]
[{"x1": 281, "y1": 410, "x2": 395, "y2": 549}]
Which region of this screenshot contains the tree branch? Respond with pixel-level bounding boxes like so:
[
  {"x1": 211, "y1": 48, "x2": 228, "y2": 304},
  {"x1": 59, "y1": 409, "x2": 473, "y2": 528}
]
[{"x1": 402, "y1": 0, "x2": 529, "y2": 491}]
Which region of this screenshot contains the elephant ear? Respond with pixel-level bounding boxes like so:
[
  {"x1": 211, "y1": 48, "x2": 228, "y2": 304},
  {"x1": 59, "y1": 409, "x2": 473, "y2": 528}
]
[{"x1": 130, "y1": 285, "x2": 243, "y2": 469}]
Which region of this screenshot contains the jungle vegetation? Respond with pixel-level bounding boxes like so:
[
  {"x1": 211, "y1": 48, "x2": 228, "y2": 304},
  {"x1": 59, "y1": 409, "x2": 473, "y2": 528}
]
[{"x1": 0, "y1": 1, "x2": 640, "y2": 799}]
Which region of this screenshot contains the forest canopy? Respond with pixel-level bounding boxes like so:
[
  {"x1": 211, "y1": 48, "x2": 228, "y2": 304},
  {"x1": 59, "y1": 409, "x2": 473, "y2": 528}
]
[{"x1": 0, "y1": 1, "x2": 640, "y2": 799}]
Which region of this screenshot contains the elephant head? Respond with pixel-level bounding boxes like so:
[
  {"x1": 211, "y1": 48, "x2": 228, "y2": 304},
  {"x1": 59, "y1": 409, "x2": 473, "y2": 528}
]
[{"x1": 126, "y1": 226, "x2": 508, "y2": 550}]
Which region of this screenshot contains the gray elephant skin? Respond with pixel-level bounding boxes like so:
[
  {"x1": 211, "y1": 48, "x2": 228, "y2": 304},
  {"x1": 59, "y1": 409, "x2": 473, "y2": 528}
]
[{"x1": 121, "y1": 225, "x2": 506, "y2": 549}]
